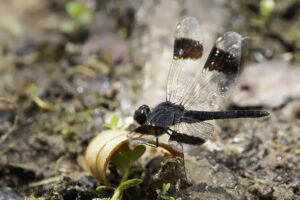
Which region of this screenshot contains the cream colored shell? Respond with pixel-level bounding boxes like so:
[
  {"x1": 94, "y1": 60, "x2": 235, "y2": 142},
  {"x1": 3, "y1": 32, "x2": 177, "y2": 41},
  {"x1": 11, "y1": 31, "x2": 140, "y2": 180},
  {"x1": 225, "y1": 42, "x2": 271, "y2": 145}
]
[{"x1": 85, "y1": 130, "x2": 183, "y2": 186}]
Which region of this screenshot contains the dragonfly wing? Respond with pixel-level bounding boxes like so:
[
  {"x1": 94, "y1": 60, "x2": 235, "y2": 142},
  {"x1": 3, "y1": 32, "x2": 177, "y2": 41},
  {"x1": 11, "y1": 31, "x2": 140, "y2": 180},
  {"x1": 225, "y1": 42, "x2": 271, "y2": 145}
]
[
  {"x1": 181, "y1": 32, "x2": 242, "y2": 111},
  {"x1": 168, "y1": 122, "x2": 214, "y2": 152},
  {"x1": 166, "y1": 17, "x2": 205, "y2": 105},
  {"x1": 174, "y1": 121, "x2": 214, "y2": 140}
]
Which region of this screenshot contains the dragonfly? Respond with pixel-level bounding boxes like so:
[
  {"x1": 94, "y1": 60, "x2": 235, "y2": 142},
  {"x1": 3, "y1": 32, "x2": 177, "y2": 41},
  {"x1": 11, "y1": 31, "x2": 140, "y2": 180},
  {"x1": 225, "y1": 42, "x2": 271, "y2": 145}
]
[{"x1": 129, "y1": 17, "x2": 269, "y2": 152}]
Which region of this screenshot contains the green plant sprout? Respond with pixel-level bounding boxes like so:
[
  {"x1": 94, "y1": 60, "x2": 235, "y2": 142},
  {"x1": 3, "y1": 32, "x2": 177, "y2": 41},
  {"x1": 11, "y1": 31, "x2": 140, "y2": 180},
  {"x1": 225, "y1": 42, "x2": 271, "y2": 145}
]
[
  {"x1": 156, "y1": 183, "x2": 182, "y2": 200},
  {"x1": 61, "y1": 128, "x2": 75, "y2": 138},
  {"x1": 28, "y1": 156, "x2": 66, "y2": 188},
  {"x1": 65, "y1": 65, "x2": 96, "y2": 78},
  {"x1": 60, "y1": 1, "x2": 92, "y2": 33},
  {"x1": 260, "y1": 0, "x2": 274, "y2": 21},
  {"x1": 0, "y1": 16, "x2": 24, "y2": 38},
  {"x1": 54, "y1": 155, "x2": 66, "y2": 176},
  {"x1": 95, "y1": 144, "x2": 146, "y2": 200},
  {"x1": 255, "y1": 178, "x2": 266, "y2": 184},
  {"x1": 26, "y1": 83, "x2": 53, "y2": 110},
  {"x1": 9, "y1": 162, "x2": 28, "y2": 170},
  {"x1": 250, "y1": 0, "x2": 275, "y2": 28},
  {"x1": 102, "y1": 114, "x2": 124, "y2": 130}
]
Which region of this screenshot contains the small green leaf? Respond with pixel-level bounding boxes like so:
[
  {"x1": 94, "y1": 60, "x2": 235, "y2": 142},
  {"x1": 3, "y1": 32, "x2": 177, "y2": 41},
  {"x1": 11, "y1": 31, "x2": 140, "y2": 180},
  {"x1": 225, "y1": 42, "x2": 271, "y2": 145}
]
[
  {"x1": 0, "y1": 17, "x2": 24, "y2": 38},
  {"x1": 255, "y1": 178, "x2": 266, "y2": 184},
  {"x1": 51, "y1": 191, "x2": 61, "y2": 196},
  {"x1": 117, "y1": 125, "x2": 124, "y2": 130},
  {"x1": 54, "y1": 155, "x2": 65, "y2": 176},
  {"x1": 61, "y1": 129, "x2": 73, "y2": 136},
  {"x1": 260, "y1": 0, "x2": 274, "y2": 19},
  {"x1": 103, "y1": 115, "x2": 122, "y2": 130},
  {"x1": 156, "y1": 189, "x2": 161, "y2": 195},
  {"x1": 176, "y1": 198, "x2": 182, "y2": 200},
  {"x1": 66, "y1": 2, "x2": 84, "y2": 18},
  {"x1": 96, "y1": 185, "x2": 115, "y2": 191},
  {"x1": 118, "y1": 143, "x2": 131, "y2": 156},
  {"x1": 110, "y1": 115, "x2": 119, "y2": 128},
  {"x1": 128, "y1": 145, "x2": 146, "y2": 163},
  {"x1": 60, "y1": 20, "x2": 78, "y2": 33},
  {"x1": 9, "y1": 162, "x2": 28, "y2": 169},
  {"x1": 102, "y1": 124, "x2": 113, "y2": 129},
  {"x1": 170, "y1": 197, "x2": 175, "y2": 200},
  {"x1": 163, "y1": 183, "x2": 170, "y2": 194},
  {"x1": 110, "y1": 152, "x2": 130, "y2": 171},
  {"x1": 26, "y1": 83, "x2": 38, "y2": 96},
  {"x1": 160, "y1": 195, "x2": 170, "y2": 200},
  {"x1": 78, "y1": 12, "x2": 92, "y2": 24},
  {"x1": 118, "y1": 179, "x2": 143, "y2": 191},
  {"x1": 111, "y1": 179, "x2": 142, "y2": 200}
]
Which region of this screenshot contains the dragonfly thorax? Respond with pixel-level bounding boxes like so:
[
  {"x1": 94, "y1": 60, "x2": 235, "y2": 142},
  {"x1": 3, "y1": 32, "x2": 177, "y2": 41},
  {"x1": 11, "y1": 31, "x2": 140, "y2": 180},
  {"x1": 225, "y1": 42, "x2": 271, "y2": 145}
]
[{"x1": 149, "y1": 101, "x2": 185, "y2": 127}]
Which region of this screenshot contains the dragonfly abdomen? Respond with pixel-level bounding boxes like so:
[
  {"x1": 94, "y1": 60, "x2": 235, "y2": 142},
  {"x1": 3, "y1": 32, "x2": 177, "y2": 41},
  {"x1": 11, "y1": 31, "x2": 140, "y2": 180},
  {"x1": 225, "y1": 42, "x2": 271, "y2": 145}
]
[{"x1": 183, "y1": 110, "x2": 269, "y2": 122}]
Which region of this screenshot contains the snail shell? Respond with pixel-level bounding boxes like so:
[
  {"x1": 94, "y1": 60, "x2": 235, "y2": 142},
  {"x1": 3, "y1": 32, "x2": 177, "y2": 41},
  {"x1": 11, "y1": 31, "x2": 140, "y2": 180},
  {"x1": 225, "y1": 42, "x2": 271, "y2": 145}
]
[{"x1": 85, "y1": 130, "x2": 182, "y2": 186}]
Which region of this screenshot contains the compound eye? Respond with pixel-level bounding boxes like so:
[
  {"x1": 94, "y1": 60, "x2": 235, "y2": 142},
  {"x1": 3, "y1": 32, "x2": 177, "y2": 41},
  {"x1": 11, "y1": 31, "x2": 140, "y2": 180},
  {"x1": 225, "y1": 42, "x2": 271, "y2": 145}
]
[
  {"x1": 134, "y1": 105, "x2": 150, "y2": 125},
  {"x1": 141, "y1": 105, "x2": 150, "y2": 114}
]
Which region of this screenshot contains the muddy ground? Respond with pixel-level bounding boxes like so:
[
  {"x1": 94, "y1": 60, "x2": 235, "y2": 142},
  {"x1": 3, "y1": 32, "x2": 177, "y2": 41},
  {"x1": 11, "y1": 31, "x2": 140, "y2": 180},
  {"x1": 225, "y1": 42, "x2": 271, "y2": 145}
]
[{"x1": 0, "y1": 0, "x2": 299, "y2": 199}]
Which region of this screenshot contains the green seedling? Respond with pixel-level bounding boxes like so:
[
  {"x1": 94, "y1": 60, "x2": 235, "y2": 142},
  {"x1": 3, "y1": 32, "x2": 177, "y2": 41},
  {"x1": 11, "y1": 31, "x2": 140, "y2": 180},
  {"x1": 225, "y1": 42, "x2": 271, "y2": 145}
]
[
  {"x1": 92, "y1": 198, "x2": 111, "y2": 200},
  {"x1": 102, "y1": 114, "x2": 124, "y2": 130},
  {"x1": 0, "y1": 16, "x2": 24, "y2": 38},
  {"x1": 111, "y1": 144, "x2": 146, "y2": 182},
  {"x1": 61, "y1": 128, "x2": 74, "y2": 137},
  {"x1": 156, "y1": 183, "x2": 182, "y2": 200},
  {"x1": 9, "y1": 162, "x2": 28, "y2": 170},
  {"x1": 260, "y1": 0, "x2": 274, "y2": 21},
  {"x1": 255, "y1": 178, "x2": 266, "y2": 184},
  {"x1": 60, "y1": 2, "x2": 92, "y2": 33},
  {"x1": 92, "y1": 199, "x2": 111, "y2": 200},
  {"x1": 26, "y1": 83, "x2": 53, "y2": 110},
  {"x1": 28, "y1": 153, "x2": 65, "y2": 189},
  {"x1": 29, "y1": 176, "x2": 61, "y2": 188},
  {"x1": 250, "y1": 0, "x2": 275, "y2": 28},
  {"x1": 60, "y1": 127, "x2": 78, "y2": 141},
  {"x1": 50, "y1": 191, "x2": 62, "y2": 199},
  {"x1": 96, "y1": 144, "x2": 146, "y2": 200},
  {"x1": 54, "y1": 155, "x2": 66, "y2": 176},
  {"x1": 66, "y1": 65, "x2": 96, "y2": 78},
  {"x1": 163, "y1": 183, "x2": 171, "y2": 194}
]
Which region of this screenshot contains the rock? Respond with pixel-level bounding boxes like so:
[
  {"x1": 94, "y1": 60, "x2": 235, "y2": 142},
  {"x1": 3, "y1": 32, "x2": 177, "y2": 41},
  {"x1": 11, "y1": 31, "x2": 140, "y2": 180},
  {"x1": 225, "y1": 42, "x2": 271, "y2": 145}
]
[
  {"x1": 231, "y1": 61, "x2": 300, "y2": 108},
  {"x1": 0, "y1": 187, "x2": 20, "y2": 200}
]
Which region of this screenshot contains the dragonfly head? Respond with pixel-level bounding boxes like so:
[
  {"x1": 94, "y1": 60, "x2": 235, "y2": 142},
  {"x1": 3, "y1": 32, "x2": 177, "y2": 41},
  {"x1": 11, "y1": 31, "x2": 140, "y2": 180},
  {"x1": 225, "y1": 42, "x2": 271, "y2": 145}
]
[{"x1": 134, "y1": 104, "x2": 150, "y2": 125}]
